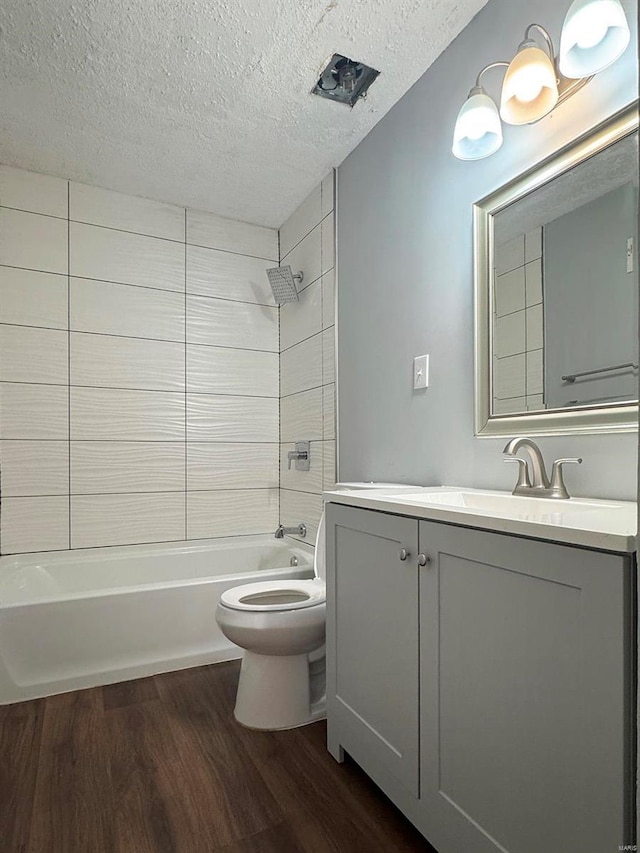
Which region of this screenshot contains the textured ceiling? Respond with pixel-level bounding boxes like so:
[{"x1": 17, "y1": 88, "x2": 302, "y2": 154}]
[{"x1": 0, "y1": 0, "x2": 488, "y2": 227}]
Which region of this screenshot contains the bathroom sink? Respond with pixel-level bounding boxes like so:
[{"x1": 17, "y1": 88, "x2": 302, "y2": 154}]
[
  {"x1": 324, "y1": 486, "x2": 637, "y2": 552},
  {"x1": 380, "y1": 489, "x2": 614, "y2": 520}
]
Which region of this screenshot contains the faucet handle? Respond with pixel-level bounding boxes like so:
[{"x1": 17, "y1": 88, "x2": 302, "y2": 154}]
[
  {"x1": 504, "y1": 457, "x2": 532, "y2": 492},
  {"x1": 549, "y1": 458, "x2": 582, "y2": 499}
]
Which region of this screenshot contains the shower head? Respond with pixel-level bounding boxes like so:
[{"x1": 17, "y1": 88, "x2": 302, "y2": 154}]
[{"x1": 266, "y1": 265, "x2": 303, "y2": 305}]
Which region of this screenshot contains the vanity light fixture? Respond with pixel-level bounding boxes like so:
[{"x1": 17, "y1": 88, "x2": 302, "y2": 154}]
[{"x1": 452, "y1": 0, "x2": 630, "y2": 160}]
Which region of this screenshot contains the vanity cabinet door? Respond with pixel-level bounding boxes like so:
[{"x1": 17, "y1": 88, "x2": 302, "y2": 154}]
[
  {"x1": 418, "y1": 520, "x2": 632, "y2": 853},
  {"x1": 326, "y1": 503, "x2": 420, "y2": 798}
]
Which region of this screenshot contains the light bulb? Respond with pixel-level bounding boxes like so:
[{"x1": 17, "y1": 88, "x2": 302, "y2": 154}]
[
  {"x1": 575, "y1": 18, "x2": 608, "y2": 48},
  {"x1": 510, "y1": 71, "x2": 544, "y2": 103},
  {"x1": 466, "y1": 124, "x2": 486, "y2": 141}
]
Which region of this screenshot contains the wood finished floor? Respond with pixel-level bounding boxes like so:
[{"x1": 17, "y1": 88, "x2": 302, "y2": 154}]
[{"x1": 1, "y1": 660, "x2": 437, "y2": 853}]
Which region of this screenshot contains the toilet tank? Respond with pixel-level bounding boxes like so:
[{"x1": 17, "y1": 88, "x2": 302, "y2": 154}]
[{"x1": 315, "y1": 482, "x2": 422, "y2": 579}]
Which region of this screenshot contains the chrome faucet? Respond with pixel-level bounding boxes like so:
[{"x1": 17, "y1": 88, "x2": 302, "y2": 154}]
[
  {"x1": 274, "y1": 524, "x2": 307, "y2": 539},
  {"x1": 503, "y1": 437, "x2": 582, "y2": 500}
]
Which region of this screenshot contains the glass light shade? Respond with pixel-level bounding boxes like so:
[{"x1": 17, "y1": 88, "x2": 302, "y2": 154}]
[
  {"x1": 500, "y1": 45, "x2": 559, "y2": 125},
  {"x1": 452, "y1": 91, "x2": 503, "y2": 161},
  {"x1": 559, "y1": 0, "x2": 630, "y2": 77}
]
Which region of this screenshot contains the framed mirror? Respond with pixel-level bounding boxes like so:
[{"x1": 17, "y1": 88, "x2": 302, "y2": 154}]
[{"x1": 474, "y1": 103, "x2": 639, "y2": 437}]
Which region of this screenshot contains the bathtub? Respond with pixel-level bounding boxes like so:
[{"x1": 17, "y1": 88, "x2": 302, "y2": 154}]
[{"x1": 0, "y1": 535, "x2": 314, "y2": 704}]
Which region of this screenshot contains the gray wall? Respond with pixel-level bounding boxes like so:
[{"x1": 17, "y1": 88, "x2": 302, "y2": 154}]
[
  {"x1": 545, "y1": 184, "x2": 638, "y2": 408},
  {"x1": 337, "y1": 0, "x2": 638, "y2": 500}
]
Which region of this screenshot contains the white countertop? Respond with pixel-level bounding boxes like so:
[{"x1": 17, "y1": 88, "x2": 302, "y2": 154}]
[{"x1": 323, "y1": 486, "x2": 637, "y2": 553}]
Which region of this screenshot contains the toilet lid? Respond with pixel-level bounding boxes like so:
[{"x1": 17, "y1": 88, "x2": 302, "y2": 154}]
[{"x1": 220, "y1": 578, "x2": 326, "y2": 612}]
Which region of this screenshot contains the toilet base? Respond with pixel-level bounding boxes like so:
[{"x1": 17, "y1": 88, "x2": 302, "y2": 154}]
[{"x1": 234, "y1": 650, "x2": 326, "y2": 730}]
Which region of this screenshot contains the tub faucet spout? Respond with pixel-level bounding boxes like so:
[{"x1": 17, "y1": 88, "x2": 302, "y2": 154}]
[{"x1": 274, "y1": 524, "x2": 307, "y2": 539}]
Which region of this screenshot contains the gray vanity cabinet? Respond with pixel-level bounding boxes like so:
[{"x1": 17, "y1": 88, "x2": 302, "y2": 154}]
[
  {"x1": 418, "y1": 520, "x2": 631, "y2": 853},
  {"x1": 326, "y1": 503, "x2": 633, "y2": 853},
  {"x1": 325, "y1": 503, "x2": 420, "y2": 797}
]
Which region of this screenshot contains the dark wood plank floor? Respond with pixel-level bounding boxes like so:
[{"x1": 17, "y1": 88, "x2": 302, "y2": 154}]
[{"x1": 1, "y1": 661, "x2": 437, "y2": 853}]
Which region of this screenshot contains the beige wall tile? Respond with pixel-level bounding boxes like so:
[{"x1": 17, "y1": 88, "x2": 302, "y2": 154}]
[
  {"x1": 70, "y1": 332, "x2": 185, "y2": 392},
  {"x1": 0, "y1": 325, "x2": 68, "y2": 384},
  {"x1": 187, "y1": 209, "x2": 277, "y2": 260},
  {"x1": 70, "y1": 183, "x2": 185, "y2": 241},
  {"x1": 495, "y1": 236, "x2": 525, "y2": 275},
  {"x1": 0, "y1": 166, "x2": 68, "y2": 218},
  {"x1": 323, "y1": 441, "x2": 336, "y2": 491},
  {"x1": 70, "y1": 277, "x2": 185, "y2": 341},
  {"x1": 280, "y1": 183, "x2": 322, "y2": 258},
  {"x1": 0, "y1": 208, "x2": 68, "y2": 274},
  {"x1": 494, "y1": 353, "x2": 526, "y2": 400},
  {"x1": 321, "y1": 212, "x2": 335, "y2": 274},
  {"x1": 280, "y1": 279, "x2": 322, "y2": 352},
  {"x1": 322, "y1": 326, "x2": 335, "y2": 385},
  {"x1": 280, "y1": 333, "x2": 322, "y2": 396},
  {"x1": 70, "y1": 222, "x2": 184, "y2": 291},
  {"x1": 187, "y1": 443, "x2": 278, "y2": 490},
  {"x1": 2, "y1": 496, "x2": 69, "y2": 553},
  {"x1": 280, "y1": 489, "x2": 322, "y2": 545},
  {"x1": 187, "y1": 295, "x2": 278, "y2": 352},
  {"x1": 71, "y1": 492, "x2": 185, "y2": 548},
  {"x1": 495, "y1": 311, "x2": 525, "y2": 359},
  {"x1": 0, "y1": 382, "x2": 68, "y2": 439},
  {"x1": 0, "y1": 267, "x2": 68, "y2": 329},
  {"x1": 187, "y1": 394, "x2": 278, "y2": 442},
  {"x1": 495, "y1": 266, "x2": 525, "y2": 317},
  {"x1": 323, "y1": 384, "x2": 335, "y2": 440},
  {"x1": 280, "y1": 387, "x2": 322, "y2": 442},
  {"x1": 281, "y1": 223, "x2": 321, "y2": 289},
  {"x1": 525, "y1": 259, "x2": 543, "y2": 307},
  {"x1": 71, "y1": 442, "x2": 185, "y2": 494},
  {"x1": 71, "y1": 387, "x2": 185, "y2": 441},
  {"x1": 0, "y1": 440, "x2": 69, "y2": 496},
  {"x1": 321, "y1": 172, "x2": 335, "y2": 218},
  {"x1": 187, "y1": 489, "x2": 278, "y2": 539},
  {"x1": 187, "y1": 245, "x2": 274, "y2": 305},
  {"x1": 187, "y1": 344, "x2": 278, "y2": 396},
  {"x1": 321, "y1": 270, "x2": 335, "y2": 331}
]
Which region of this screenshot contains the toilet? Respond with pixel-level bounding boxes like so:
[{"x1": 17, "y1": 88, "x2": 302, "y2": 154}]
[{"x1": 216, "y1": 482, "x2": 420, "y2": 730}]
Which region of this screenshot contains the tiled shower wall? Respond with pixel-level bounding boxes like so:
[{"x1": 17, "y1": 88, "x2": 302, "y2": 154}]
[
  {"x1": 279, "y1": 174, "x2": 336, "y2": 547},
  {"x1": 0, "y1": 165, "x2": 282, "y2": 554},
  {"x1": 493, "y1": 228, "x2": 544, "y2": 414}
]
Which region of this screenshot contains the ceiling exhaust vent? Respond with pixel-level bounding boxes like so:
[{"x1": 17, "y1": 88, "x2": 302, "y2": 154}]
[{"x1": 312, "y1": 54, "x2": 380, "y2": 107}]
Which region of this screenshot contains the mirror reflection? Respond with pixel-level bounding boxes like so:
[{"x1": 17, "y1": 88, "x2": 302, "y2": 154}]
[{"x1": 491, "y1": 131, "x2": 639, "y2": 417}]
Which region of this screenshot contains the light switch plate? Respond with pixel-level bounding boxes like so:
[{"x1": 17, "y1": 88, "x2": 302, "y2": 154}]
[{"x1": 413, "y1": 354, "x2": 429, "y2": 389}]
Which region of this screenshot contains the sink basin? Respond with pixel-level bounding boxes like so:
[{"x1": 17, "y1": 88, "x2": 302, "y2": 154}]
[
  {"x1": 381, "y1": 490, "x2": 616, "y2": 520},
  {"x1": 324, "y1": 486, "x2": 636, "y2": 552}
]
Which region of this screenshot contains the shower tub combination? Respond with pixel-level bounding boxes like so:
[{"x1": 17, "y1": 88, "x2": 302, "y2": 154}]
[{"x1": 0, "y1": 535, "x2": 314, "y2": 704}]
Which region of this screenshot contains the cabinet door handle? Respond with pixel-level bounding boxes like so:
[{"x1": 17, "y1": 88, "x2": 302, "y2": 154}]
[
  {"x1": 417, "y1": 553, "x2": 431, "y2": 566},
  {"x1": 399, "y1": 548, "x2": 410, "y2": 561}
]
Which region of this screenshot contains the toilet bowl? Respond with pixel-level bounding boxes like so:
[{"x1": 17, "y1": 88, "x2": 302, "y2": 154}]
[
  {"x1": 216, "y1": 482, "x2": 420, "y2": 730},
  {"x1": 216, "y1": 517, "x2": 327, "y2": 730}
]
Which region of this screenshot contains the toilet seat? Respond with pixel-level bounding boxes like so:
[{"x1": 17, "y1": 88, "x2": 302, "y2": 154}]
[{"x1": 220, "y1": 579, "x2": 325, "y2": 612}]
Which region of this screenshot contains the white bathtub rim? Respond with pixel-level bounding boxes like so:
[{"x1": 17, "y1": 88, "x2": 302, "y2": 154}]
[
  {"x1": 0, "y1": 564, "x2": 315, "y2": 609},
  {"x1": 0, "y1": 533, "x2": 314, "y2": 568}
]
